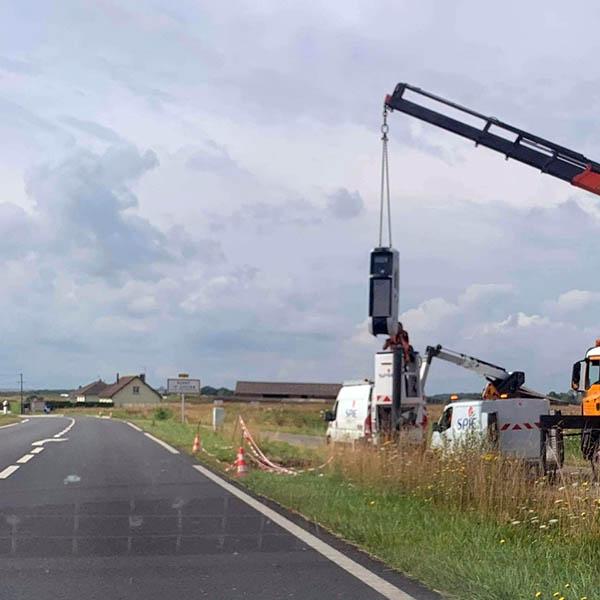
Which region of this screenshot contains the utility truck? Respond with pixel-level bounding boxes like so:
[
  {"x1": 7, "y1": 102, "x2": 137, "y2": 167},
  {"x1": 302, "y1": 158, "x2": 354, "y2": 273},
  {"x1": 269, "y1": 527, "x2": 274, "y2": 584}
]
[
  {"x1": 325, "y1": 350, "x2": 428, "y2": 444},
  {"x1": 423, "y1": 345, "x2": 562, "y2": 474},
  {"x1": 534, "y1": 339, "x2": 600, "y2": 477}
]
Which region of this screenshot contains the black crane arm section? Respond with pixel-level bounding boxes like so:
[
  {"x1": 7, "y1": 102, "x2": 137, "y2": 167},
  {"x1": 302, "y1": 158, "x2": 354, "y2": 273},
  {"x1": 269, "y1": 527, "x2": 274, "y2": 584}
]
[{"x1": 385, "y1": 83, "x2": 600, "y2": 196}]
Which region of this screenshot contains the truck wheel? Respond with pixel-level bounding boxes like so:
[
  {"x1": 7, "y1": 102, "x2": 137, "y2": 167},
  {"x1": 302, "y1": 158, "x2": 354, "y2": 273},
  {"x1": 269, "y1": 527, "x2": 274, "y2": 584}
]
[
  {"x1": 590, "y1": 444, "x2": 600, "y2": 482},
  {"x1": 543, "y1": 427, "x2": 564, "y2": 482}
]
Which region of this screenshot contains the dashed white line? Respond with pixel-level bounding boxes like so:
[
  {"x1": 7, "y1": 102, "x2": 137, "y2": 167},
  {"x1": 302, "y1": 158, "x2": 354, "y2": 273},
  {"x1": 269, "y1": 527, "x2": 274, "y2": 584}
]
[
  {"x1": 31, "y1": 447, "x2": 44, "y2": 454},
  {"x1": 126, "y1": 421, "x2": 142, "y2": 432},
  {"x1": 32, "y1": 438, "x2": 67, "y2": 446},
  {"x1": 0, "y1": 421, "x2": 21, "y2": 430},
  {"x1": 0, "y1": 465, "x2": 20, "y2": 479},
  {"x1": 193, "y1": 464, "x2": 416, "y2": 600},
  {"x1": 144, "y1": 432, "x2": 179, "y2": 454},
  {"x1": 53, "y1": 417, "x2": 75, "y2": 438},
  {"x1": 16, "y1": 454, "x2": 34, "y2": 464}
]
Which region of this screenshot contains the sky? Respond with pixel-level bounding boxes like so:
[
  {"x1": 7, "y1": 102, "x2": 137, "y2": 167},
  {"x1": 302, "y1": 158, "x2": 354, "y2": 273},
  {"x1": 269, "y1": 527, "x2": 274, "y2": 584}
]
[{"x1": 1, "y1": 1, "x2": 600, "y2": 393}]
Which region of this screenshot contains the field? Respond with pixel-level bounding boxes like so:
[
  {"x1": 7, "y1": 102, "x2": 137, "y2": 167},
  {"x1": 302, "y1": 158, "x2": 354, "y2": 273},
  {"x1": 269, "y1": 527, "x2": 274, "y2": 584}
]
[{"x1": 71, "y1": 399, "x2": 598, "y2": 600}]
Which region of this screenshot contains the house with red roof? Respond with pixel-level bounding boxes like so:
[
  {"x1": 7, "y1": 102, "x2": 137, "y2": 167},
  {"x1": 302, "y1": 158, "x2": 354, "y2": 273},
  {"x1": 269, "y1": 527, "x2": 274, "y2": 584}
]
[{"x1": 98, "y1": 374, "x2": 162, "y2": 406}]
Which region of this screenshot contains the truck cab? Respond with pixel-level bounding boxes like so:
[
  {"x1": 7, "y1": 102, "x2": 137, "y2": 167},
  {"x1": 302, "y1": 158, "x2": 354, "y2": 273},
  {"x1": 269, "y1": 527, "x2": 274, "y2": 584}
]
[{"x1": 572, "y1": 342, "x2": 600, "y2": 416}]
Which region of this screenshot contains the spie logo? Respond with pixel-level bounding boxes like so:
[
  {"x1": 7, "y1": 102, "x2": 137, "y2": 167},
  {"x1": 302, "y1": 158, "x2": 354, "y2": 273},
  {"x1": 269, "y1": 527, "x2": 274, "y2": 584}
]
[{"x1": 467, "y1": 406, "x2": 475, "y2": 417}]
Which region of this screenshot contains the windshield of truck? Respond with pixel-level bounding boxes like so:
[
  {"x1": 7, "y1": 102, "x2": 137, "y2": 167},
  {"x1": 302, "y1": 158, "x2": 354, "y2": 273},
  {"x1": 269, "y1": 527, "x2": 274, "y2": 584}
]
[{"x1": 588, "y1": 360, "x2": 600, "y2": 387}]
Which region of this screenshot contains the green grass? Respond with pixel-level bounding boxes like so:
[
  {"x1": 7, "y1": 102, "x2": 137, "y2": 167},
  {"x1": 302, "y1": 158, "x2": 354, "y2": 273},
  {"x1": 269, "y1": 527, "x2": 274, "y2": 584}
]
[
  {"x1": 129, "y1": 416, "x2": 320, "y2": 467},
  {"x1": 121, "y1": 413, "x2": 600, "y2": 600},
  {"x1": 0, "y1": 414, "x2": 21, "y2": 426},
  {"x1": 247, "y1": 405, "x2": 327, "y2": 436},
  {"x1": 243, "y1": 472, "x2": 600, "y2": 600}
]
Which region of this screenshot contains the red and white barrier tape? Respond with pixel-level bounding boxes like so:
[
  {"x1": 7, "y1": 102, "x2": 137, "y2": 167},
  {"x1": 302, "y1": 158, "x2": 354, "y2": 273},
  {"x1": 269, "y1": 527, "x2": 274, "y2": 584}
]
[{"x1": 238, "y1": 416, "x2": 333, "y2": 476}]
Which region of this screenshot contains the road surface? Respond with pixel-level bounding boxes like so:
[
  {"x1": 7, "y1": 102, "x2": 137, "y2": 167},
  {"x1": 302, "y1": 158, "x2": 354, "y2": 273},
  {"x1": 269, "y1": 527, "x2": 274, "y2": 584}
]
[{"x1": 0, "y1": 416, "x2": 440, "y2": 600}]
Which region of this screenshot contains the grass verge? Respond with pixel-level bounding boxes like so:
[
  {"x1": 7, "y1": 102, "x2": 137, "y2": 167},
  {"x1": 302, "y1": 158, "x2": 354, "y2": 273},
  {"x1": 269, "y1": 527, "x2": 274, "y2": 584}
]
[{"x1": 0, "y1": 414, "x2": 22, "y2": 426}]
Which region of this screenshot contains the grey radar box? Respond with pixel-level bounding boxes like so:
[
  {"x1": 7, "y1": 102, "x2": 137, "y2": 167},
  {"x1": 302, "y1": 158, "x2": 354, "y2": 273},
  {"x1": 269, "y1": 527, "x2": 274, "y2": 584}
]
[{"x1": 369, "y1": 247, "x2": 399, "y2": 337}]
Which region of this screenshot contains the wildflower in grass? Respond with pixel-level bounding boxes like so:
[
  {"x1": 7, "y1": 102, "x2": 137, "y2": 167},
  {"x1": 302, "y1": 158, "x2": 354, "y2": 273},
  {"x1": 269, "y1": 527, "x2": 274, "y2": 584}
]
[
  {"x1": 499, "y1": 539, "x2": 506, "y2": 544},
  {"x1": 535, "y1": 593, "x2": 542, "y2": 598},
  {"x1": 539, "y1": 524, "x2": 548, "y2": 529},
  {"x1": 511, "y1": 520, "x2": 521, "y2": 525},
  {"x1": 548, "y1": 519, "x2": 558, "y2": 525},
  {"x1": 564, "y1": 584, "x2": 570, "y2": 589},
  {"x1": 369, "y1": 500, "x2": 376, "y2": 506}
]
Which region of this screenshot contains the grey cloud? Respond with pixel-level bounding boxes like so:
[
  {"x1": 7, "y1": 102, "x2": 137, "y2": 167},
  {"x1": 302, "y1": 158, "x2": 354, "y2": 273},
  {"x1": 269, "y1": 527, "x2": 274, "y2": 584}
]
[
  {"x1": 326, "y1": 188, "x2": 363, "y2": 219},
  {"x1": 0, "y1": 56, "x2": 40, "y2": 75},
  {"x1": 23, "y1": 145, "x2": 171, "y2": 282},
  {"x1": 231, "y1": 198, "x2": 322, "y2": 229},
  {"x1": 186, "y1": 142, "x2": 244, "y2": 176},
  {"x1": 60, "y1": 117, "x2": 123, "y2": 143}
]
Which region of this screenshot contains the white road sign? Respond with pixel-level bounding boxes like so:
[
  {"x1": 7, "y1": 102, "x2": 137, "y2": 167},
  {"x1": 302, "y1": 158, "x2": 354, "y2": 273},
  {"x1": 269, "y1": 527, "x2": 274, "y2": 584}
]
[{"x1": 167, "y1": 378, "x2": 201, "y2": 395}]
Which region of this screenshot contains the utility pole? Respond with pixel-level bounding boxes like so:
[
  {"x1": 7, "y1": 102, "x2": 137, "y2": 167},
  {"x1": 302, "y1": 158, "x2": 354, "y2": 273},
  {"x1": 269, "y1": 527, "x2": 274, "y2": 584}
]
[
  {"x1": 19, "y1": 373, "x2": 23, "y2": 415},
  {"x1": 180, "y1": 392, "x2": 185, "y2": 424}
]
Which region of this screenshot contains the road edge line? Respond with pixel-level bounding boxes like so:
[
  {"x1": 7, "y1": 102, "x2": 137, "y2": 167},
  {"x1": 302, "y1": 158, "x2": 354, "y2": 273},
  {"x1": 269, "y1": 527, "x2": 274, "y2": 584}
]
[
  {"x1": 193, "y1": 463, "x2": 415, "y2": 600},
  {"x1": 144, "y1": 432, "x2": 179, "y2": 454},
  {"x1": 0, "y1": 420, "x2": 23, "y2": 430},
  {"x1": 126, "y1": 421, "x2": 143, "y2": 432}
]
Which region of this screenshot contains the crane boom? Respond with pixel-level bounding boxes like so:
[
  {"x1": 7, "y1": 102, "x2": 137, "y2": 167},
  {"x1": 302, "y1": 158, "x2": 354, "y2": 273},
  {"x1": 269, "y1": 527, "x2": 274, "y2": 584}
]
[
  {"x1": 384, "y1": 83, "x2": 600, "y2": 196},
  {"x1": 420, "y1": 344, "x2": 548, "y2": 400}
]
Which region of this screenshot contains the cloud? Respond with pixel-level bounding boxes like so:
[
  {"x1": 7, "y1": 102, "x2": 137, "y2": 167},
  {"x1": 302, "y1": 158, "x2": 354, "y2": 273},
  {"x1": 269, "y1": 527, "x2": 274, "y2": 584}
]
[
  {"x1": 60, "y1": 117, "x2": 123, "y2": 143},
  {"x1": 24, "y1": 145, "x2": 169, "y2": 281},
  {"x1": 3, "y1": 2, "x2": 600, "y2": 392},
  {"x1": 550, "y1": 289, "x2": 600, "y2": 313},
  {"x1": 0, "y1": 56, "x2": 40, "y2": 75},
  {"x1": 326, "y1": 188, "x2": 364, "y2": 219}
]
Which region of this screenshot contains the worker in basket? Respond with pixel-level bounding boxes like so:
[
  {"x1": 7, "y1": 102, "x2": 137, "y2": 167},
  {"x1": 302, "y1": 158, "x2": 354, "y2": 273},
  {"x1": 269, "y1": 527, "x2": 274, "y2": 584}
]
[{"x1": 383, "y1": 322, "x2": 415, "y2": 363}]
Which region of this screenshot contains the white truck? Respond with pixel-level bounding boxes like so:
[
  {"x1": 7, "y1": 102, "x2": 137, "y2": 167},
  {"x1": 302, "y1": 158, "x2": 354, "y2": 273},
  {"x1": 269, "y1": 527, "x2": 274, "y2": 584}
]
[
  {"x1": 431, "y1": 398, "x2": 549, "y2": 460},
  {"x1": 325, "y1": 350, "x2": 427, "y2": 444},
  {"x1": 423, "y1": 345, "x2": 562, "y2": 472}
]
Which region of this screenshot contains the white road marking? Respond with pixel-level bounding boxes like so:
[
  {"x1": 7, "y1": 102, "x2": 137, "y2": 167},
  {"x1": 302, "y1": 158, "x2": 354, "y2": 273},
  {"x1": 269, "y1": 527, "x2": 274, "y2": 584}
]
[
  {"x1": 31, "y1": 447, "x2": 44, "y2": 454},
  {"x1": 0, "y1": 465, "x2": 20, "y2": 479},
  {"x1": 193, "y1": 465, "x2": 416, "y2": 600},
  {"x1": 144, "y1": 432, "x2": 179, "y2": 454},
  {"x1": 126, "y1": 421, "x2": 142, "y2": 432},
  {"x1": 53, "y1": 418, "x2": 75, "y2": 438},
  {"x1": 32, "y1": 438, "x2": 67, "y2": 446},
  {"x1": 0, "y1": 421, "x2": 21, "y2": 430},
  {"x1": 22, "y1": 418, "x2": 29, "y2": 423},
  {"x1": 16, "y1": 454, "x2": 34, "y2": 464}
]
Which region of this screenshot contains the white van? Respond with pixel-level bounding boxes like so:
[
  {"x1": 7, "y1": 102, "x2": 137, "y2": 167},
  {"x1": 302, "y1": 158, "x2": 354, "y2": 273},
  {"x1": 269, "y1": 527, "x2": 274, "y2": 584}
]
[
  {"x1": 325, "y1": 381, "x2": 372, "y2": 444},
  {"x1": 431, "y1": 398, "x2": 550, "y2": 462}
]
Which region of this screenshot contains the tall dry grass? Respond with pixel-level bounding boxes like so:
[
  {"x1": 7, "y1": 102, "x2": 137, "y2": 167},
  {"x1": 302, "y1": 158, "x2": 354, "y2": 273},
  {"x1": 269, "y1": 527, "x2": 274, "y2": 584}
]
[{"x1": 330, "y1": 441, "x2": 600, "y2": 539}]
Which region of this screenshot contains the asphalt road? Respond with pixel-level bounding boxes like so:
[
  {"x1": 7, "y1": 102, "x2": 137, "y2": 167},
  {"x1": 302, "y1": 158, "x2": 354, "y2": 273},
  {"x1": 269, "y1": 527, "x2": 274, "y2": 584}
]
[{"x1": 0, "y1": 416, "x2": 440, "y2": 600}]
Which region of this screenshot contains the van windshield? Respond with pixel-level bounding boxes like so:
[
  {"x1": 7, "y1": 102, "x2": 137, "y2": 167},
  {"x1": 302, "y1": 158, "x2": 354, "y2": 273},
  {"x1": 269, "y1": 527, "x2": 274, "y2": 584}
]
[{"x1": 439, "y1": 407, "x2": 452, "y2": 431}]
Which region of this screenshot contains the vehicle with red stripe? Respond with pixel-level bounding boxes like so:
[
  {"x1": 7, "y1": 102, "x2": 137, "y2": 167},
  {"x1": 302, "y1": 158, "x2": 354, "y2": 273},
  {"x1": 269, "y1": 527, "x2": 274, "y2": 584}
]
[{"x1": 431, "y1": 398, "x2": 551, "y2": 468}]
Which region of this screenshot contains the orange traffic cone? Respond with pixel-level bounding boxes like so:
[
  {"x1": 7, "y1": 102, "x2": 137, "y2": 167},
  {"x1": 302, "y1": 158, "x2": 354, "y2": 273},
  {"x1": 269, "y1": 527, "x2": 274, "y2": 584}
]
[
  {"x1": 235, "y1": 447, "x2": 248, "y2": 477},
  {"x1": 192, "y1": 433, "x2": 201, "y2": 453}
]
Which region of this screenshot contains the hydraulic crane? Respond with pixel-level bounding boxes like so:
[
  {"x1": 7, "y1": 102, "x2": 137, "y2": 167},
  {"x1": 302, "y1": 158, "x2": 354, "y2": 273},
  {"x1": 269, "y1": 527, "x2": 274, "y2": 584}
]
[
  {"x1": 420, "y1": 344, "x2": 548, "y2": 400},
  {"x1": 382, "y1": 83, "x2": 600, "y2": 472},
  {"x1": 384, "y1": 83, "x2": 600, "y2": 196}
]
